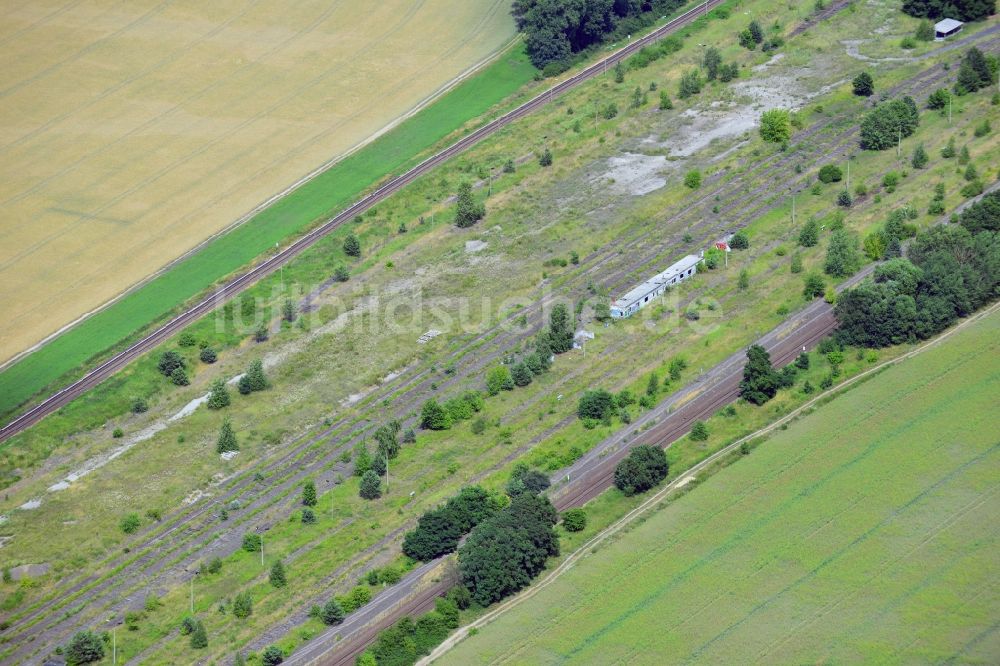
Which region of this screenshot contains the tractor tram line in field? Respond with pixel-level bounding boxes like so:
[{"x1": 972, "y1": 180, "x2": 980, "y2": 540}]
[{"x1": 7, "y1": 29, "x2": 991, "y2": 660}]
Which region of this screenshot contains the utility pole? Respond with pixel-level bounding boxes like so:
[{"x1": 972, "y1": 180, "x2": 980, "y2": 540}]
[
  {"x1": 260, "y1": 533, "x2": 264, "y2": 567},
  {"x1": 897, "y1": 128, "x2": 902, "y2": 158},
  {"x1": 190, "y1": 575, "x2": 194, "y2": 614},
  {"x1": 385, "y1": 451, "x2": 389, "y2": 492},
  {"x1": 948, "y1": 96, "x2": 953, "y2": 125}
]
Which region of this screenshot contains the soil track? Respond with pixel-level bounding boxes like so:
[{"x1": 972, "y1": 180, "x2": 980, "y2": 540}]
[{"x1": 7, "y1": 26, "x2": 994, "y2": 664}]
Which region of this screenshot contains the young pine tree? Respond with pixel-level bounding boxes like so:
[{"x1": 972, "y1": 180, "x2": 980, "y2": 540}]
[
  {"x1": 217, "y1": 419, "x2": 238, "y2": 454},
  {"x1": 190, "y1": 619, "x2": 208, "y2": 649},
  {"x1": 246, "y1": 359, "x2": 268, "y2": 392},
  {"x1": 359, "y1": 470, "x2": 382, "y2": 500},
  {"x1": 207, "y1": 379, "x2": 230, "y2": 410},
  {"x1": 454, "y1": 182, "x2": 485, "y2": 228},
  {"x1": 302, "y1": 480, "x2": 317, "y2": 507},
  {"x1": 269, "y1": 560, "x2": 287, "y2": 588},
  {"x1": 941, "y1": 136, "x2": 956, "y2": 158},
  {"x1": 343, "y1": 233, "x2": 361, "y2": 257},
  {"x1": 798, "y1": 218, "x2": 820, "y2": 247}
]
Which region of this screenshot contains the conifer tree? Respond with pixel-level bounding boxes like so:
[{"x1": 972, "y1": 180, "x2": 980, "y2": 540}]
[
  {"x1": 269, "y1": 560, "x2": 287, "y2": 588},
  {"x1": 207, "y1": 379, "x2": 230, "y2": 410},
  {"x1": 302, "y1": 480, "x2": 317, "y2": 507},
  {"x1": 217, "y1": 419, "x2": 238, "y2": 454}
]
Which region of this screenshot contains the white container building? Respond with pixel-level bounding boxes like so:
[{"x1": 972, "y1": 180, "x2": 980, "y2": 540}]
[
  {"x1": 934, "y1": 18, "x2": 963, "y2": 41},
  {"x1": 610, "y1": 254, "x2": 701, "y2": 319}
]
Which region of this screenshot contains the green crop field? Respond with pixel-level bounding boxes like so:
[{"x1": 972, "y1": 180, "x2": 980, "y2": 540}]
[
  {"x1": 441, "y1": 308, "x2": 1000, "y2": 665},
  {"x1": 0, "y1": 43, "x2": 536, "y2": 420}
]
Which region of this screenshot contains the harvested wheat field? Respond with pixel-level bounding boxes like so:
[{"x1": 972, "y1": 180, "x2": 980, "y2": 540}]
[{"x1": 0, "y1": 0, "x2": 514, "y2": 364}]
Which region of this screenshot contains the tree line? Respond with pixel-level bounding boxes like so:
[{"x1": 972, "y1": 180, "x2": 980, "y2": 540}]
[
  {"x1": 512, "y1": 0, "x2": 688, "y2": 70},
  {"x1": 901, "y1": 0, "x2": 995, "y2": 22},
  {"x1": 835, "y1": 223, "x2": 1000, "y2": 347}
]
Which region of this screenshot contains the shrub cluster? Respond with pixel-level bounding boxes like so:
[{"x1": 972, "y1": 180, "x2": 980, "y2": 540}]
[
  {"x1": 361, "y1": 594, "x2": 463, "y2": 666},
  {"x1": 614, "y1": 444, "x2": 669, "y2": 496},
  {"x1": 458, "y1": 493, "x2": 559, "y2": 606},
  {"x1": 835, "y1": 226, "x2": 1000, "y2": 347},
  {"x1": 859, "y1": 97, "x2": 919, "y2": 150},
  {"x1": 402, "y1": 486, "x2": 500, "y2": 561}
]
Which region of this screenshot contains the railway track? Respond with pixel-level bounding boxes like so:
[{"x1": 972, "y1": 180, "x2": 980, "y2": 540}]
[
  {"x1": 0, "y1": 0, "x2": 725, "y2": 445},
  {"x1": 5, "y1": 7, "x2": 992, "y2": 660},
  {"x1": 12, "y1": 37, "x2": 985, "y2": 666}
]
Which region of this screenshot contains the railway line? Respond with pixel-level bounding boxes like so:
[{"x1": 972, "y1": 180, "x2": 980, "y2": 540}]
[
  {"x1": 5, "y1": 3, "x2": 992, "y2": 663},
  {"x1": 3, "y1": 1, "x2": 736, "y2": 660},
  {"x1": 0, "y1": 0, "x2": 725, "y2": 445},
  {"x1": 283, "y1": 262, "x2": 859, "y2": 666},
  {"x1": 9, "y1": 29, "x2": 992, "y2": 664}
]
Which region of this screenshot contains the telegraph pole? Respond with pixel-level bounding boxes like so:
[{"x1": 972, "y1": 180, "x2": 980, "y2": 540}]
[
  {"x1": 260, "y1": 533, "x2": 264, "y2": 567},
  {"x1": 190, "y1": 576, "x2": 194, "y2": 614}
]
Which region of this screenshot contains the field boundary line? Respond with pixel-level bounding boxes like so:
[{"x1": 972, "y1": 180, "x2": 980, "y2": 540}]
[
  {"x1": 421, "y1": 300, "x2": 1000, "y2": 664},
  {"x1": 0, "y1": 34, "x2": 523, "y2": 374}
]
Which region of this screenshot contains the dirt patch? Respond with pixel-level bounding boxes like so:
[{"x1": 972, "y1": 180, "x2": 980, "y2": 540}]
[
  {"x1": 596, "y1": 153, "x2": 671, "y2": 196},
  {"x1": 10, "y1": 563, "x2": 50, "y2": 581},
  {"x1": 183, "y1": 489, "x2": 210, "y2": 505}
]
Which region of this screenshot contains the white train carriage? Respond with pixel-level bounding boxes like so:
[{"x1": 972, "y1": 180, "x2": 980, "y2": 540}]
[{"x1": 609, "y1": 254, "x2": 700, "y2": 319}]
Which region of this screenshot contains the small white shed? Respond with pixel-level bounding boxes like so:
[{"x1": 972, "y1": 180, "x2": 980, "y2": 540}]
[{"x1": 934, "y1": 18, "x2": 963, "y2": 41}]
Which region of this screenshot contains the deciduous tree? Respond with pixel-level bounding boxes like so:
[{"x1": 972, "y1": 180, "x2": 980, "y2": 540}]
[
  {"x1": 613, "y1": 445, "x2": 669, "y2": 495},
  {"x1": 852, "y1": 71, "x2": 874, "y2": 97},
  {"x1": 739, "y1": 344, "x2": 781, "y2": 405}
]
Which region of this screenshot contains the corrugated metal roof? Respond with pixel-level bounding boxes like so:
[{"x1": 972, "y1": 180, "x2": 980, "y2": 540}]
[
  {"x1": 613, "y1": 254, "x2": 700, "y2": 308},
  {"x1": 935, "y1": 18, "x2": 963, "y2": 32}
]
